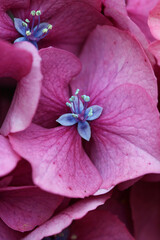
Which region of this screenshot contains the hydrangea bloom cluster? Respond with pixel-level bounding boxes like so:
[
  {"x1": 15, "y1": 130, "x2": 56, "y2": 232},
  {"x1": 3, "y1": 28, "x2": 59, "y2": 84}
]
[{"x1": 0, "y1": 0, "x2": 160, "y2": 240}]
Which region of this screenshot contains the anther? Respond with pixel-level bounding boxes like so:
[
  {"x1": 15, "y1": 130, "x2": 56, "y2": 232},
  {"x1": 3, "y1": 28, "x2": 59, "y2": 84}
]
[
  {"x1": 25, "y1": 19, "x2": 30, "y2": 23},
  {"x1": 81, "y1": 95, "x2": 90, "y2": 102},
  {"x1": 42, "y1": 28, "x2": 48, "y2": 33},
  {"x1": 48, "y1": 24, "x2": 53, "y2": 30},
  {"x1": 88, "y1": 108, "x2": 93, "y2": 117},
  {"x1": 66, "y1": 102, "x2": 72, "y2": 108},
  {"x1": 69, "y1": 96, "x2": 75, "y2": 102},
  {"x1": 75, "y1": 89, "x2": 80, "y2": 95},
  {"x1": 30, "y1": 10, "x2": 36, "y2": 16},
  {"x1": 22, "y1": 22, "x2": 28, "y2": 27},
  {"x1": 36, "y1": 10, "x2": 41, "y2": 16},
  {"x1": 72, "y1": 114, "x2": 79, "y2": 118},
  {"x1": 26, "y1": 30, "x2": 31, "y2": 36}
]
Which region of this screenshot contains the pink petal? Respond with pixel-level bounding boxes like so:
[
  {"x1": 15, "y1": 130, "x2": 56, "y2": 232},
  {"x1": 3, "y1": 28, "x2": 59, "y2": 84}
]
[
  {"x1": 148, "y1": 1, "x2": 160, "y2": 40},
  {"x1": 0, "y1": 135, "x2": 20, "y2": 177},
  {"x1": 127, "y1": 0, "x2": 158, "y2": 42},
  {"x1": 33, "y1": 47, "x2": 81, "y2": 128},
  {"x1": 71, "y1": 25, "x2": 157, "y2": 106},
  {"x1": 131, "y1": 181, "x2": 160, "y2": 240},
  {"x1": 148, "y1": 40, "x2": 160, "y2": 66},
  {"x1": 0, "y1": 0, "x2": 29, "y2": 41},
  {"x1": 1, "y1": 41, "x2": 42, "y2": 136},
  {"x1": 127, "y1": 0, "x2": 159, "y2": 16},
  {"x1": 9, "y1": 124, "x2": 102, "y2": 198},
  {"x1": 39, "y1": 2, "x2": 108, "y2": 54},
  {"x1": 22, "y1": 194, "x2": 111, "y2": 240},
  {"x1": 0, "y1": 219, "x2": 23, "y2": 240},
  {"x1": 69, "y1": 210, "x2": 134, "y2": 240},
  {"x1": 88, "y1": 84, "x2": 160, "y2": 189},
  {"x1": 0, "y1": 186, "x2": 63, "y2": 232},
  {"x1": 102, "y1": 0, "x2": 149, "y2": 48},
  {"x1": 0, "y1": 40, "x2": 32, "y2": 80}
]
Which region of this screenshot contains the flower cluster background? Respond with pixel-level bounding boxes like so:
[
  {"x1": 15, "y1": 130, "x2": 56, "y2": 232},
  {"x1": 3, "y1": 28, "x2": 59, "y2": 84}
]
[{"x1": 0, "y1": 0, "x2": 160, "y2": 239}]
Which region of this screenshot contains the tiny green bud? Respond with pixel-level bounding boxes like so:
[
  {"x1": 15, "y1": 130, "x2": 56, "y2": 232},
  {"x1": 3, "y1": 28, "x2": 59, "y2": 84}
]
[
  {"x1": 36, "y1": 10, "x2": 41, "y2": 16},
  {"x1": 30, "y1": 10, "x2": 36, "y2": 16}
]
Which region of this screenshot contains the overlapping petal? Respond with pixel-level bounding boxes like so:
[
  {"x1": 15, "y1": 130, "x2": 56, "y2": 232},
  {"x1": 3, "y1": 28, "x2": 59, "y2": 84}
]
[
  {"x1": 0, "y1": 186, "x2": 63, "y2": 232},
  {"x1": 21, "y1": 194, "x2": 111, "y2": 240},
  {"x1": 1, "y1": 41, "x2": 42, "y2": 136},
  {"x1": 0, "y1": 135, "x2": 20, "y2": 177}
]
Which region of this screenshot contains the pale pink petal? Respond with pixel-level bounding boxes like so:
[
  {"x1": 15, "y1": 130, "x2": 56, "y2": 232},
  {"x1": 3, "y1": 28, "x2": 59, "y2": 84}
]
[
  {"x1": 33, "y1": 47, "x2": 81, "y2": 128},
  {"x1": 148, "y1": 1, "x2": 160, "y2": 40},
  {"x1": 127, "y1": 0, "x2": 159, "y2": 16},
  {"x1": 0, "y1": 186, "x2": 63, "y2": 232},
  {"x1": 87, "y1": 85, "x2": 160, "y2": 190},
  {"x1": 9, "y1": 124, "x2": 102, "y2": 198},
  {"x1": 102, "y1": 0, "x2": 149, "y2": 48},
  {"x1": 0, "y1": 135, "x2": 20, "y2": 177},
  {"x1": 71, "y1": 25, "x2": 157, "y2": 105},
  {"x1": 69, "y1": 210, "x2": 134, "y2": 240},
  {"x1": 1, "y1": 41, "x2": 42, "y2": 136},
  {"x1": 22, "y1": 194, "x2": 111, "y2": 240},
  {"x1": 148, "y1": 40, "x2": 160, "y2": 65},
  {"x1": 131, "y1": 181, "x2": 160, "y2": 240}
]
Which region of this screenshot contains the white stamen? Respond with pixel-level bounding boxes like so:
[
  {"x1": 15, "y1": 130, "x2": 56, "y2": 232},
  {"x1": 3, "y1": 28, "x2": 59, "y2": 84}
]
[
  {"x1": 25, "y1": 19, "x2": 30, "y2": 23},
  {"x1": 88, "y1": 108, "x2": 93, "y2": 117},
  {"x1": 48, "y1": 24, "x2": 53, "y2": 30},
  {"x1": 30, "y1": 10, "x2": 36, "y2": 16},
  {"x1": 42, "y1": 28, "x2": 48, "y2": 33},
  {"x1": 36, "y1": 10, "x2": 41, "y2": 16},
  {"x1": 26, "y1": 30, "x2": 31, "y2": 36},
  {"x1": 69, "y1": 96, "x2": 75, "y2": 102},
  {"x1": 72, "y1": 114, "x2": 78, "y2": 118},
  {"x1": 75, "y1": 89, "x2": 80, "y2": 95},
  {"x1": 66, "y1": 102, "x2": 71, "y2": 108},
  {"x1": 22, "y1": 22, "x2": 28, "y2": 27}
]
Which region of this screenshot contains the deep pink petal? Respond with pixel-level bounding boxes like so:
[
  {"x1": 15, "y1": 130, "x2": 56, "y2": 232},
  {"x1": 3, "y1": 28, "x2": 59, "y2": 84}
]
[
  {"x1": 87, "y1": 85, "x2": 160, "y2": 190},
  {"x1": 131, "y1": 181, "x2": 160, "y2": 240},
  {"x1": 71, "y1": 26, "x2": 157, "y2": 106},
  {"x1": 1, "y1": 41, "x2": 42, "y2": 136},
  {"x1": 38, "y1": 2, "x2": 108, "y2": 54},
  {"x1": 0, "y1": 219, "x2": 23, "y2": 240},
  {"x1": 0, "y1": 0, "x2": 29, "y2": 41},
  {"x1": 0, "y1": 40, "x2": 32, "y2": 80},
  {"x1": 22, "y1": 194, "x2": 111, "y2": 240},
  {"x1": 33, "y1": 47, "x2": 81, "y2": 128},
  {"x1": 9, "y1": 124, "x2": 102, "y2": 198},
  {"x1": 0, "y1": 135, "x2": 20, "y2": 177},
  {"x1": 0, "y1": 186, "x2": 63, "y2": 232},
  {"x1": 69, "y1": 210, "x2": 134, "y2": 240}
]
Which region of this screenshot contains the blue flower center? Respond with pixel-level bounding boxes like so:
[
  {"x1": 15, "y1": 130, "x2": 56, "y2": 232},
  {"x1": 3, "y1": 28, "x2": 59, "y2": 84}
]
[
  {"x1": 14, "y1": 10, "x2": 52, "y2": 49},
  {"x1": 56, "y1": 89, "x2": 103, "y2": 141}
]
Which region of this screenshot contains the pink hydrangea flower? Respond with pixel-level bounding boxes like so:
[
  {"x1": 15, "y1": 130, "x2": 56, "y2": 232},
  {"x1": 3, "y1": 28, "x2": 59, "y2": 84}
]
[{"x1": 9, "y1": 25, "x2": 160, "y2": 200}]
